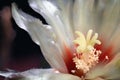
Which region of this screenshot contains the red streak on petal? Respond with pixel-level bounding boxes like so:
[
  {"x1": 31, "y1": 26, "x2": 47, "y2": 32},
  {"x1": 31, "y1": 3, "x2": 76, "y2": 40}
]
[
  {"x1": 63, "y1": 44, "x2": 84, "y2": 77},
  {"x1": 63, "y1": 44, "x2": 75, "y2": 73},
  {"x1": 95, "y1": 42, "x2": 115, "y2": 63},
  {"x1": 99, "y1": 45, "x2": 114, "y2": 63}
]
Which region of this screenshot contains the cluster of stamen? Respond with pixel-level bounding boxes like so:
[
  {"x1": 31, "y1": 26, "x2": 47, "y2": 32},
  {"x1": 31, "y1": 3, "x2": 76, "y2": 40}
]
[{"x1": 72, "y1": 29, "x2": 102, "y2": 74}]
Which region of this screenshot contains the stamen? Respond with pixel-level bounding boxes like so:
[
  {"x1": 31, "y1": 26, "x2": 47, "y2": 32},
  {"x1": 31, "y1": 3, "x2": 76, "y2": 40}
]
[
  {"x1": 73, "y1": 48, "x2": 101, "y2": 73},
  {"x1": 105, "y1": 56, "x2": 109, "y2": 60},
  {"x1": 73, "y1": 57, "x2": 89, "y2": 73},
  {"x1": 73, "y1": 29, "x2": 102, "y2": 74},
  {"x1": 101, "y1": 56, "x2": 109, "y2": 64},
  {"x1": 71, "y1": 70, "x2": 76, "y2": 73}
]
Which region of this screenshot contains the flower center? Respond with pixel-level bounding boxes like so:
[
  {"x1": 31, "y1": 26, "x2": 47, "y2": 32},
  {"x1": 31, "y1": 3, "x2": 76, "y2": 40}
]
[{"x1": 72, "y1": 30, "x2": 102, "y2": 76}]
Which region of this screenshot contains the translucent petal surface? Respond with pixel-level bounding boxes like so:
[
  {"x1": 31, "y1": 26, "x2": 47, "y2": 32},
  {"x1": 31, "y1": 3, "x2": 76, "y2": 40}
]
[
  {"x1": 29, "y1": 0, "x2": 74, "y2": 48},
  {"x1": 99, "y1": 0, "x2": 120, "y2": 51},
  {"x1": 47, "y1": 0, "x2": 74, "y2": 37},
  {"x1": 12, "y1": 3, "x2": 68, "y2": 73},
  {"x1": 20, "y1": 69, "x2": 81, "y2": 80},
  {"x1": 100, "y1": 0, "x2": 120, "y2": 39},
  {"x1": 103, "y1": 53, "x2": 120, "y2": 79},
  {"x1": 0, "y1": 69, "x2": 81, "y2": 80},
  {"x1": 73, "y1": 0, "x2": 96, "y2": 33}
]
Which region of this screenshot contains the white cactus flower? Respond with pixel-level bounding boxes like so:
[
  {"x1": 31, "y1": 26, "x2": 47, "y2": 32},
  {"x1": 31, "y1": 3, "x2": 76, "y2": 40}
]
[{"x1": 1, "y1": 0, "x2": 120, "y2": 80}]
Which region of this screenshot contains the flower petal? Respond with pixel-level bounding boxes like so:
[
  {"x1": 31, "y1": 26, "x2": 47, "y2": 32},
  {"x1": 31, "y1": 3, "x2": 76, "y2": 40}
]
[
  {"x1": 86, "y1": 65, "x2": 105, "y2": 79},
  {"x1": 96, "y1": 0, "x2": 120, "y2": 60},
  {"x1": 107, "y1": 26, "x2": 120, "y2": 54},
  {"x1": 103, "y1": 52, "x2": 120, "y2": 79},
  {"x1": 73, "y1": 0, "x2": 96, "y2": 32},
  {"x1": 86, "y1": 52, "x2": 120, "y2": 79},
  {"x1": 100, "y1": 0, "x2": 120, "y2": 39},
  {"x1": 48, "y1": 0, "x2": 74, "y2": 37},
  {"x1": 0, "y1": 69, "x2": 55, "y2": 79},
  {"x1": 21, "y1": 69, "x2": 81, "y2": 80},
  {"x1": 28, "y1": 0, "x2": 74, "y2": 48},
  {"x1": 12, "y1": 3, "x2": 68, "y2": 73},
  {"x1": 12, "y1": 3, "x2": 39, "y2": 45},
  {"x1": 99, "y1": 0, "x2": 120, "y2": 52},
  {"x1": 0, "y1": 69, "x2": 81, "y2": 80}
]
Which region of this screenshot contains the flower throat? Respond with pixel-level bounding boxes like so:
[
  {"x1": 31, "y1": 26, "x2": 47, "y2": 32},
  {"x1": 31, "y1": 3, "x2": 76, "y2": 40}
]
[{"x1": 71, "y1": 29, "x2": 102, "y2": 76}]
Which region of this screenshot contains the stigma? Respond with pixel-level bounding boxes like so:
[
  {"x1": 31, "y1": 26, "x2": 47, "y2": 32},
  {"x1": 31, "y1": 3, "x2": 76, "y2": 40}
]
[{"x1": 72, "y1": 29, "x2": 102, "y2": 75}]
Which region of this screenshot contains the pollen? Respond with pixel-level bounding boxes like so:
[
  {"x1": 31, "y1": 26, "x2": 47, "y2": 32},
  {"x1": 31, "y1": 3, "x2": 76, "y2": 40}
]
[{"x1": 72, "y1": 29, "x2": 102, "y2": 74}]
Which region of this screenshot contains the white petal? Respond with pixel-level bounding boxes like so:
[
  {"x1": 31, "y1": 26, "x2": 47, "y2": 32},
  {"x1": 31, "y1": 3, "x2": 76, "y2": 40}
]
[
  {"x1": 99, "y1": 0, "x2": 120, "y2": 45},
  {"x1": 12, "y1": 3, "x2": 68, "y2": 73},
  {"x1": 73, "y1": 0, "x2": 96, "y2": 33},
  {"x1": 0, "y1": 71, "x2": 16, "y2": 78},
  {"x1": 103, "y1": 52, "x2": 120, "y2": 79},
  {"x1": 86, "y1": 65, "x2": 106, "y2": 79},
  {"x1": 0, "y1": 69, "x2": 54, "y2": 78},
  {"x1": 108, "y1": 26, "x2": 120, "y2": 53},
  {"x1": 95, "y1": 0, "x2": 120, "y2": 54},
  {"x1": 86, "y1": 52, "x2": 120, "y2": 79},
  {"x1": 47, "y1": 0, "x2": 74, "y2": 38},
  {"x1": 12, "y1": 3, "x2": 40, "y2": 45},
  {"x1": 29, "y1": 0, "x2": 74, "y2": 48},
  {"x1": 0, "y1": 69, "x2": 81, "y2": 80},
  {"x1": 21, "y1": 69, "x2": 81, "y2": 80}
]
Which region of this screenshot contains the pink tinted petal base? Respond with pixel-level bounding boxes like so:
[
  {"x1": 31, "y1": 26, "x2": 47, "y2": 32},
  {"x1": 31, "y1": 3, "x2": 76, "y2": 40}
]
[
  {"x1": 95, "y1": 39, "x2": 115, "y2": 64},
  {"x1": 63, "y1": 44, "x2": 86, "y2": 77}
]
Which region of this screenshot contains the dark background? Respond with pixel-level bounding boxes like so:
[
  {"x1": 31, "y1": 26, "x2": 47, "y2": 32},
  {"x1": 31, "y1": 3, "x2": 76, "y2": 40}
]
[{"x1": 0, "y1": 0, "x2": 50, "y2": 72}]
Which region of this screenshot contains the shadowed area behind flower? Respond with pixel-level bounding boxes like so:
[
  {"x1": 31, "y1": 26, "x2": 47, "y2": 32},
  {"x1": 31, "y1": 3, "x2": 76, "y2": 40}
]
[{"x1": 0, "y1": 0, "x2": 50, "y2": 80}]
